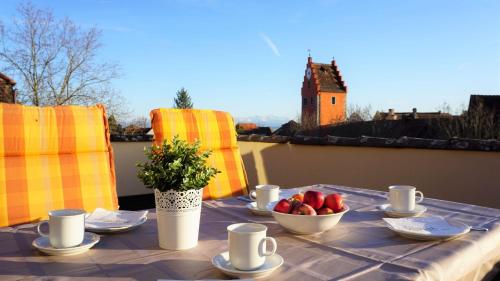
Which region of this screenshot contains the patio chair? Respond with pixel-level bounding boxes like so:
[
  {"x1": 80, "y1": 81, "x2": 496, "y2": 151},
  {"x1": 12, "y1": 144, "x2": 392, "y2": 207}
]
[
  {"x1": 0, "y1": 104, "x2": 118, "y2": 227},
  {"x1": 150, "y1": 108, "x2": 249, "y2": 200}
]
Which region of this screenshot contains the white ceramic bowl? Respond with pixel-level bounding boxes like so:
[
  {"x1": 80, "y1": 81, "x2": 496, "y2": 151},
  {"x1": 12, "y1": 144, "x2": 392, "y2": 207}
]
[{"x1": 267, "y1": 202, "x2": 349, "y2": 235}]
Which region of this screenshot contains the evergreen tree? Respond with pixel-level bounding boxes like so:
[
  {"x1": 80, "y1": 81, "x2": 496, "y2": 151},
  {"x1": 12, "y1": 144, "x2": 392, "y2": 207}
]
[
  {"x1": 173, "y1": 88, "x2": 193, "y2": 109},
  {"x1": 108, "y1": 115, "x2": 123, "y2": 135}
]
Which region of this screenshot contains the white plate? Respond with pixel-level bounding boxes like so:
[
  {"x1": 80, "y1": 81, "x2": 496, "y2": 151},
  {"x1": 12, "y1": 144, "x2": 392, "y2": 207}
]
[
  {"x1": 212, "y1": 251, "x2": 283, "y2": 279},
  {"x1": 378, "y1": 203, "x2": 427, "y2": 218},
  {"x1": 246, "y1": 202, "x2": 272, "y2": 216},
  {"x1": 384, "y1": 217, "x2": 471, "y2": 241},
  {"x1": 33, "y1": 232, "x2": 100, "y2": 256},
  {"x1": 85, "y1": 216, "x2": 147, "y2": 233}
]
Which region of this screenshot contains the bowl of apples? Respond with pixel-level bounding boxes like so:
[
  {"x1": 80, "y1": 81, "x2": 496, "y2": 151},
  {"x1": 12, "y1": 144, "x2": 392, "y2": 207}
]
[{"x1": 267, "y1": 190, "x2": 349, "y2": 235}]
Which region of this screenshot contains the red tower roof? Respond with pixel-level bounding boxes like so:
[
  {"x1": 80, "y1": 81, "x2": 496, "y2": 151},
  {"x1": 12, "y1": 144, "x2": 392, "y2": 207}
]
[{"x1": 310, "y1": 59, "x2": 347, "y2": 93}]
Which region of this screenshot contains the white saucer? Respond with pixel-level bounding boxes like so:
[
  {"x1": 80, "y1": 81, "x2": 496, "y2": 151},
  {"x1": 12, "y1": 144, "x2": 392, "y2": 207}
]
[
  {"x1": 33, "y1": 232, "x2": 100, "y2": 256},
  {"x1": 378, "y1": 203, "x2": 427, "y2": 218},
  {"x1": 246, "y1": 202, "x2": 272, "y2": 216},
  {"x1": 212, "y1": 251, "x2": 283, "y2": 279},
  {"x1": 85, "y1": 216, "x2": 147, "y2": 233}
]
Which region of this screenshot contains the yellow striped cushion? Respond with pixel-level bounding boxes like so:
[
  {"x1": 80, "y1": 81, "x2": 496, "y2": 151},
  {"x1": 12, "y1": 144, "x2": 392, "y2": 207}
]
[
  {"x1": 0, "y1": 104, "x2": 118, "y2": 227},
  {"x1": 150, "y1": 108, "x2": 248, "y2": 200}
]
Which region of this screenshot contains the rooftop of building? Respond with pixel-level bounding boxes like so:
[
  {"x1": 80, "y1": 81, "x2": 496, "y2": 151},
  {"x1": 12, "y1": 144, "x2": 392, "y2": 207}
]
[
  {"x1": 308, "y1": 57, "x2": 347, "y2": 93},
  {"x1": 0, "y1": 72, "x2": 16, "y2": 85}
]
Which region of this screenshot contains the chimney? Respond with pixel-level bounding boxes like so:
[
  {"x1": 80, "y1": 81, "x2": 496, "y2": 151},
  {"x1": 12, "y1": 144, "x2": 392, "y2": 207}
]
[
  {"x1": 389, "y1": 109, "x2": 394, "y2": 115},
  {"x1": 412, "y1": 108, "x2": 417, "y2": 113}
]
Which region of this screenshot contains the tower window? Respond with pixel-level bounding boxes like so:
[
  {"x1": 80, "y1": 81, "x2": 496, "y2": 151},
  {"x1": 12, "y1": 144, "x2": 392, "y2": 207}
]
[
  {"x1": 331, "y1": 97, "x2": 336, "y2": 105},
  {"x1": 310, "y1": 97, "x2": 313, "y2": 104},
  {"x1": 303, "y1": 98, "x2": 307, "y2": 106}
]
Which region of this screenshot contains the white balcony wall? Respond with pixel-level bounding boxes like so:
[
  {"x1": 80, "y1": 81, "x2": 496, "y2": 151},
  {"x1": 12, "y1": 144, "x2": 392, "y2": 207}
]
[{"x1": 112, "y1": 141, "x2": 500, "y2": 209}]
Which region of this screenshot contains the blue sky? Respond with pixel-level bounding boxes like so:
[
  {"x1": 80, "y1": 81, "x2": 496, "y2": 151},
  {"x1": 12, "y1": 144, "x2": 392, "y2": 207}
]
[{"x1": 1, "y1": 0, "x2": 499, "y2": 125}]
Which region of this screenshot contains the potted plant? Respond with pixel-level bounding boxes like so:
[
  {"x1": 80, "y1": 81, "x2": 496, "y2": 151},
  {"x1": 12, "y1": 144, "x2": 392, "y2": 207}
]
[{"x1": 137, "y1": 136, "x2": 219, "y2": 250}]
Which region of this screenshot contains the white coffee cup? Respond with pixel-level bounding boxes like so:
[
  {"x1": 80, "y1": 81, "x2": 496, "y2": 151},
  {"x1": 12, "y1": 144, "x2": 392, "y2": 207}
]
[
  {"x1": 250, "y1": 185, "x2": 280, "y2": 210},
  {"x1": 37, "y1": 209, "x2": 86, "y2": 248},
  {"x1": 388, "y1": 185, "x2": 424, "y2": 212},
  {"x1": 227, "y1": 223, "x2": 277, "y2": 271}
]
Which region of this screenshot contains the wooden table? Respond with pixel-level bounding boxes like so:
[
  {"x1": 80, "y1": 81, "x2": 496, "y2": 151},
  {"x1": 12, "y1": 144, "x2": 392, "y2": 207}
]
[{"x1": 1, "y1": 184, "x2": 499, "y2": 280}]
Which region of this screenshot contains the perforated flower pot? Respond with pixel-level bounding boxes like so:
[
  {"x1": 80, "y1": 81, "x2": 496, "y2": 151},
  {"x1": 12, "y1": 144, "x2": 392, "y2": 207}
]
[{"x1": 154, "y1": 188, "x2": 203, "y2": 250}]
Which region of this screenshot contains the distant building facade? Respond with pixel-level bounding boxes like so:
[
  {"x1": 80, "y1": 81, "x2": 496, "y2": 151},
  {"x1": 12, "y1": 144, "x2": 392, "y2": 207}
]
[
  {"x1": 468, "y1": 95, "x2": 500, "y2": 121},
  {"x1": 0, "y1": 73, "x2": 16, "y2": 104},
  {"x1": 301, "y1": 56, "x2": 347, "y2": 127},
  {"x1": 373, "y1": 108, "x2": 451, "y2": 121},
  {"x1": 236, "y1": 123, "x2": 258, "y2": 131},
  {"x1": 235, "y1": 123, "x2": 272, "y2": 136}
]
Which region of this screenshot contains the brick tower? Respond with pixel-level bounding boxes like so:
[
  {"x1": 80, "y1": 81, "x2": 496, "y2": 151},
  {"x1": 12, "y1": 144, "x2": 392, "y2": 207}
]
[{"x1": 301, "y1": 56, "x2": 347, "y2": 127}]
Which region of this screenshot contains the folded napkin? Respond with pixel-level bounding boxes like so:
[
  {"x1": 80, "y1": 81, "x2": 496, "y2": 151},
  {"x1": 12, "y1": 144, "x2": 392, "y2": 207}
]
[
  {"x1": 383, "y1": 217, "x2": 468, "y2": 236},
  {"x1": 85, "y1": 208, "x2": 148, "y2": 229}
]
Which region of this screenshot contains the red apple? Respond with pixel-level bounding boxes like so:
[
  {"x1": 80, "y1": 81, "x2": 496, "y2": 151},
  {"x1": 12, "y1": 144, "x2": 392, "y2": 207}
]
[
  {"x1": 291, "y1": 193, "x2": 304, "y2": 203},
  {"x1": 303, "y1": 190, "x2": 325, "y2": 210},
  {"x1": 273, "y1": 199, "x2": 292, "y2": 213},
  {"x1": 325, "y1": 193, "x2": 344, "y2": 213},
  {"x1": 292, "y1": 203, "x2": 317, "y2": 215},
  {"x1": 317, "y1": 207, "x2": 334, "y2": 215}
]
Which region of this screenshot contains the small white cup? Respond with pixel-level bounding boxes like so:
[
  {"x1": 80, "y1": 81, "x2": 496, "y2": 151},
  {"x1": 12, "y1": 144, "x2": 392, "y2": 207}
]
[
  {"x1": 388, "y1": 185, "x2": 424, "y2": 212},
  {"x1": 37, "y1": 209, "x2": 85, "y2": 248},
  {"x1": 250, "y1": 185, "x2": 280, "y2": 210},
  {"x1": 227, "y1": 223, "x2": 277, "y2": 271}
]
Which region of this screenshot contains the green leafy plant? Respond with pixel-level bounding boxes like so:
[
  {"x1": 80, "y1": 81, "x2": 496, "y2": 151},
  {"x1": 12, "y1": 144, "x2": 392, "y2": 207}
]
[{"x1": 137, "y1": 136, "x2": 219, "y2": 192}]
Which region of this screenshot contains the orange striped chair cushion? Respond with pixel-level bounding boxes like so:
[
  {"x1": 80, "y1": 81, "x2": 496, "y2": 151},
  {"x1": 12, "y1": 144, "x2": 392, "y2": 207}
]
[
  {"x1": 150, "y1": 109, "x2": 248, "y2": 200},
  {"x1": 0, "y1": 104, "x2": 118, "y2": 227}
]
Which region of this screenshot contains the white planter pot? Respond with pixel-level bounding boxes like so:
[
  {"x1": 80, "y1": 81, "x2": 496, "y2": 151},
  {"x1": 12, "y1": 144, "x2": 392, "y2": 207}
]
[{"x1": 154, "y1": 188, "x2": 203, "y2": 250}]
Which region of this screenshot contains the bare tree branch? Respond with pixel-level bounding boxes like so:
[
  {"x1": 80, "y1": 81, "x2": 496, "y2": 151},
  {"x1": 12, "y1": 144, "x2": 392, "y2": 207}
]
[
  {"x1": 435, "y1": 103, "x2": 499, "y2": 139},
  {"x1": 0, "y1": 2, "x2": 127, "y2": 118},
  {"x1": 346, "y1": 104, "x2": 373, "y2": 122}
]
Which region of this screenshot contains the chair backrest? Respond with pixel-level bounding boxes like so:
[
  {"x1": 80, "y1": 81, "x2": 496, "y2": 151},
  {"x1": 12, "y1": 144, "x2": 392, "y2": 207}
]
[
  {"x1": 150, "y1": 108, "x2": 248, "y2": 200},
  {"x1": 0, "y1": 104, "x2": 118, "y2": 227}
]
